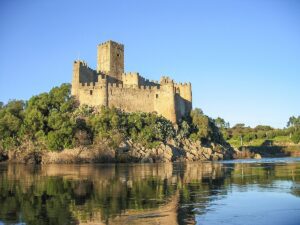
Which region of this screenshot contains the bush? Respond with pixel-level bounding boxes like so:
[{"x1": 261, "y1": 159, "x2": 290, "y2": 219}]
[
  {"x1": 189, "y1": 108, "x2": 224, "y2": 144},
  {"x1": 88, "y1": 108, "x2": 175, "y2": 148},
  {"x1": 243, "y1": 133, "x2": 256, "y2": 142},
  {"x1": 177, "y1": 120, "x2": 191, "y2": 140},
  {"x1": 291, "y1": 131, "x2": 300, "y2": 144}
]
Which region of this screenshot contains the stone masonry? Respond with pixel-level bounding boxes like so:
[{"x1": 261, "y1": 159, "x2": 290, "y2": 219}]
[{"x1": 71, "y1": 40, "x2": 192, "y2": 123}]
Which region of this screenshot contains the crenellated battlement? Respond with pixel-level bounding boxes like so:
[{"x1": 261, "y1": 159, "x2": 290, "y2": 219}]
[
  {"x1": 108, "y1": 82, "x2": 123, "y2": 88},
  {"x1": 74, "y1": 60, "x2": 94, "y2": 71},
  {"x1": 160, "y1": 76, "x2": 174, "y2": 85},
  {"x1": 123, "y1": 72, "x2": 139, "y2": 76},
  {"x1": 72, "y1": 40, "x2": 192, "y2": 123},
  {"x1": 97, "y1": 40, "x2": 124, "y2": 49},
  {"x1": 107, "y1": 82, "x2": 160, "y2": 91},
  {"x1": 174, "y1": 82, "x2": 192, "y2": 89}
]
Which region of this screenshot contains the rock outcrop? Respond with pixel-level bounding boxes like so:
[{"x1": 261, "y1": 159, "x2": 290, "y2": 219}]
[
  {"x1": 3, "y1": 138, "x2": 234, "y2": 164},
  {"x1": 116, "y1": 138, "x2": 234, "y2": 163}
]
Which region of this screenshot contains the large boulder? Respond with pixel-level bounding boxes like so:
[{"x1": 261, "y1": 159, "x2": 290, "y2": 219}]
[{"x1": 253, "y1": 153, "x2": 262, "y2": 159}]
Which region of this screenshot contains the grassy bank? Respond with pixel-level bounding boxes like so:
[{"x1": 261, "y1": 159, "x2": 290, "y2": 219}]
[{"x1": 228, "y1": 136, "x2": 300, "y2": 157}]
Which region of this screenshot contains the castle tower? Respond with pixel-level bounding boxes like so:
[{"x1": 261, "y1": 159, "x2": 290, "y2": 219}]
[{"x1": 97, "y1": 40, "x2": 124, "y2": 81}]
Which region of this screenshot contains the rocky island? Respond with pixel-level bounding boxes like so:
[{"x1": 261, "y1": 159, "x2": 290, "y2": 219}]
[
  {"x1": 0, "y1": 41, "x2": 236, "y2": 163},
  {"x1": 1, "y1": 41, "x2": 299, "y2": 164},
  {"x1": 0, "y1": 90, "x2": 234, "y2": 164}
]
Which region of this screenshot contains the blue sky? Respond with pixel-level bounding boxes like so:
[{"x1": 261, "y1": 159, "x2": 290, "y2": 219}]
[{"x1": 0, "y1": 0, "x2": 299, "y2": 128}]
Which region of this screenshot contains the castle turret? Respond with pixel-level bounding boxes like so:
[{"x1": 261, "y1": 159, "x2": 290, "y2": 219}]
[
  {"x1": 72, "y1": 60, "x2": 98, "y2": 96},
  {"x1": 97, "y1": 40, "x2": 124, "y2": 82},
  {"x1": 71, "y1": 60, "x2": 85, "y2": 97},
  {"x1": 71, "y1": 61, "x2": 80, "y2": 97},
  {"x1": 154, "y1": 76, "x2": 177, "y2": 123}
]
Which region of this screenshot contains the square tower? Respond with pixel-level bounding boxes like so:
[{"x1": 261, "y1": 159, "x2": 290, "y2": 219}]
[{"x1": 97, "y1": 40, "x2": 124, "y2": 81}]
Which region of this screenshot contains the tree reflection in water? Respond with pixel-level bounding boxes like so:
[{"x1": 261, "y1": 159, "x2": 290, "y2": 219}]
[{"x1": 0, "y1": 159, "x2": 300, "y2": 225}]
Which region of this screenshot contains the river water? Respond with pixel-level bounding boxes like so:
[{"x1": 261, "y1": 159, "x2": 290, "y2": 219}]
[{"x1": 0, "y1": 158, "x2": 300, "y2": 225}]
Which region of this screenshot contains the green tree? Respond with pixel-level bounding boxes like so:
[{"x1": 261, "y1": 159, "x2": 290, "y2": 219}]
[
  {"x1": 177, "y1": 120, "x2": 191, "y2": 139},
  {"x1": 190, "y1": 108, "x2": 224, "y2": 144},
  {"x1": 254, "y1": 125, "x2": 273, "y2": 131},
  {"x1": 287, "y1": 116, "x2": 300, "y2": 135},
  {"x1": 214, "y1": 117, "x2": 230, "y2": 129},
  {"x1": 21, "y1": 83, "x2": 77, "y2": 150},
  {"x1": 287, "y1": 116, "x2": 300, "y2": 128},
  {"x1": 291, "y1": 131, "x2": 300, "y2": 144},
  {"x1": 0, "y1": 100, "x2": 25, "y2": 150}
]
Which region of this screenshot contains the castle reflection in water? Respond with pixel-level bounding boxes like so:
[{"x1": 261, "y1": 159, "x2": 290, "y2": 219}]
[{"x1": 0, "y1": 160, "x2": 300, "y2": 225}]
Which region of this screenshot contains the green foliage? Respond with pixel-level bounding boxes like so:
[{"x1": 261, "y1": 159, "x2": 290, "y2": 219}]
[
  {"x1": 233, "y1": 123, "x2": 245, "y2": 129},
  {"x1": 224, "y1": 115, "x2": 300, "y2": 148},
  {"x1": 254, "y1": 125, "x2": 273, "y2": 131},
  {"x1": 214, "y1": 117, "x2": 230, "y2": 129},
  {"x1": 291, "y1": 131, "x2": 300, "y2": 144},
  {"x1": 47, "y1": 129, "x2": 74, "y2": 150},
  {"x1": 0, "y1": 100, "x2": 25, "y2": 150},
  {"x1": 189, "y1": 108, "x2": 224, "y2": 144},
  {"x1": 287, "y1": 116, "x2": 300, "y2": 128},
  {"x1": 243, "y1": 133, "x2": 256, "y2": 142},
  {"x1": 22, "y1": 83, "x2": 77, "y2": 150},
  {"x1": 23, "y1": 108, "x2": 45, "y2": 137},
  {"x1": 177, "y1": 120, "x2": 191, "y2": 139},
  {"x1": 0, "y1": 84, "x2": 79, "y2": 151},
  {"x1": 256, "y1": 130, "x2": 266, "y2": 139},
  {"x1": 73, "y1": 104, "x2": 95, "y2": 117},
  {"x1": 88, "y1": 107, "x2": 175, "y2": 148}
]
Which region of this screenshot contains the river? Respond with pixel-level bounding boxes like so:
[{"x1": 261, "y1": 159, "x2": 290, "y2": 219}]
[{"x1": 0, "y1": 158, "x2": 300, "y2": 225}]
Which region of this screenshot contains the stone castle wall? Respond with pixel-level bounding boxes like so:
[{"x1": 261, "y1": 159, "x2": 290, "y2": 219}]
[
  {"x1": 108, "y1": 84, "x2": 157, "y2": 113},
  {"x1": 71, "y1": 41, "x2": 192, "y2": 123}
]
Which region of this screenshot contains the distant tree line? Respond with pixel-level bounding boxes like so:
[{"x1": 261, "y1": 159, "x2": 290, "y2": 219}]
[{"x1": 213, "y1": 116, "x2": 300, "y2": 146}]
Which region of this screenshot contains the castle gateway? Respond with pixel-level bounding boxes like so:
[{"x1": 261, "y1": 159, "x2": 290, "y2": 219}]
[{"x1": 71, "y1": 40, "x2": 192, "y2": 123}]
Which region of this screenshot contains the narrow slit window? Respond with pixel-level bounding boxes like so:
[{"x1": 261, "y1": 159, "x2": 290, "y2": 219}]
[
  {"x1": 90, "y1": 90, "x2": 93, "y2": 95},
  {"x1": 156, "y1": 94, "x2": 159, "y2": 98}
]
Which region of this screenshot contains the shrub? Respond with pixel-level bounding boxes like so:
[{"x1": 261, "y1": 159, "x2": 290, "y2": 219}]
[
  {"x1": 87, "y1": 107, "x2": 175, "y2": 148},
  {"x1": 291, "y1": 131, "x2": 300, "y2": 144},
  {"x1": 189, "y1": 108, "x2": 224, "y2": 144}
]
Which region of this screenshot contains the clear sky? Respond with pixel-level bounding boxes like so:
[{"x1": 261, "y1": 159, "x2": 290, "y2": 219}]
[{"x1": 0, "y1": 0, "x2": 299, "y2": 128}]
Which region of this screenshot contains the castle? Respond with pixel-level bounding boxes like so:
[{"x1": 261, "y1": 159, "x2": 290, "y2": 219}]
[{"x1": 71, "y1": 40, "x2": 192, "y2": 123}]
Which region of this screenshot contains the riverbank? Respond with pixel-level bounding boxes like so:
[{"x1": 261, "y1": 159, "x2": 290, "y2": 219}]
[
  {"x1": 229, "y1": 137, "x2": 300, "y2": 158},
  {"x1": 3, "y1": 138, "x2": 300, "y2": 164},
  {"x1": 1, "y1": 138, "x2": 235, "y2": 164},
  {"x1": 238, "y1": 144, "x2": 300, "y2": 158}
]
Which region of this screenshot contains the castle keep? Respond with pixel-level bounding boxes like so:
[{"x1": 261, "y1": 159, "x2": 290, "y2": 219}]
[{"x1": 71, "y1": 40, "x2": 192, "y2": 123}]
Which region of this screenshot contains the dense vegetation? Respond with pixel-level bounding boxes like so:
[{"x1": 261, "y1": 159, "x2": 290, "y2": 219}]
[
  {"x1": 3, "y1": 83, "x2": 296, "y2": 155},
  {"x1": 213, "y1": 116, "x2": 300, "y2": 147},
  {"x1": 0, "y1": 84, "x2": 225, "y2": 153}
]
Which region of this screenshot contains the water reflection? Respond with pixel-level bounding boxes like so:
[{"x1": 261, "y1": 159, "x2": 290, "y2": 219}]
[{"x1": 0, "y1": 158, "x2": 300, "y2": 225}]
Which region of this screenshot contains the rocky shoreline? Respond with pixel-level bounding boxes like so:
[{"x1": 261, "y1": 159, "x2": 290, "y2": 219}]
[
  {"x1": 117, "y1": 139, "x2": 234, "y2": 163},
  {"x1": 1, "y1": 139, "x2": 238, "y2": 164}
]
